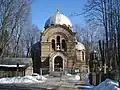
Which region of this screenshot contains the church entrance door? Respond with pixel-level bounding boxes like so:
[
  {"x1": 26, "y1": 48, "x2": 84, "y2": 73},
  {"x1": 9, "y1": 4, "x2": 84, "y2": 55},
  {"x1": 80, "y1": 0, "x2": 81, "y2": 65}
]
[{"x1": 54, "y1": 56, "x2": 63, "y2": 71}]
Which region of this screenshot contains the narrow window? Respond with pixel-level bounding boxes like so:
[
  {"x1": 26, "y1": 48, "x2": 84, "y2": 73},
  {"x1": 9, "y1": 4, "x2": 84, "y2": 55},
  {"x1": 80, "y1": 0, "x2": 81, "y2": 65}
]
[
  {"x1": 52, "y1": 39, "x2": 55, "y2": 50},
  {"x1": 82, "y1": 51, "x2": 84, "y2": 61},
  {"x1": 62, "y1": 39, "x2": 67, "y2": 51},
  {"x1": 57, "y1": 36, "x2": 60, "y2": 46}
]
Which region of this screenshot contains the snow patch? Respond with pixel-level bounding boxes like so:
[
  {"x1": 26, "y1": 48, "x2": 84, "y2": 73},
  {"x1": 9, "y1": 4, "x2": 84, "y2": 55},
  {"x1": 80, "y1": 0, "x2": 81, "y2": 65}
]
[
  {"x1": 66, "y1": 73, "x2": 72, "y2": 76},
  {"x1": 93, "y1": 79, "x2": 120, "y2": 90},
  {"x1": 66, "y1": 74, "x2": 80, "y2": 81},
  {"x1": 0, "y1": 75, "x2": 47, "y2": 83},
  {"x1": 75, "y1": 75, "x2": 80, "y2": 81}
]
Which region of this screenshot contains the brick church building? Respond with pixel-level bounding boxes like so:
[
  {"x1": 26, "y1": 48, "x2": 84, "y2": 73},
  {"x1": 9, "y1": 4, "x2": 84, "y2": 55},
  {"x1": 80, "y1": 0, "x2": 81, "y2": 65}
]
[{"x1": 31, "y1": 10, "x2": 85, "y2": 74}]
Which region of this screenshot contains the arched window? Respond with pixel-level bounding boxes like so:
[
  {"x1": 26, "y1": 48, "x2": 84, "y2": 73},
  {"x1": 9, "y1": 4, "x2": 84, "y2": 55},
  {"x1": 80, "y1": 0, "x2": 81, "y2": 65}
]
[
  {"x1": 82, "y1": 51, "x2": 84, "y2": 61},
  {"x1": 62, "y1": 39, "x2": 67, "y2": 51},
  {"x1": 52, "y1": 39, "x2": 55, "y2": 50},
  {"x1": 57, "y1": 36, "x2": 60, "y2": 46}
]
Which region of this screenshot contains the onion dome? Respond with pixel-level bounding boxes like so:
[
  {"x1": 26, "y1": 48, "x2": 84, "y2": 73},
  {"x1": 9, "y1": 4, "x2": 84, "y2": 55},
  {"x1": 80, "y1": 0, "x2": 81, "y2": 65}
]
[{"x1": 44, "y1": 10, "x2": 72, "y2": 29}]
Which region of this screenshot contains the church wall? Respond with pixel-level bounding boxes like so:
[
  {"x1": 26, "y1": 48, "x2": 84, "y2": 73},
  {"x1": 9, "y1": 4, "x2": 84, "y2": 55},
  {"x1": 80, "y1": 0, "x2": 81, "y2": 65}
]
[
  {"x1": 42, "y1": 26, "x2": 73, "y2": 42},
  {"x1": 76, "y1": 50, "x2": 82, "y2": 61},
  {"x1": 41, "y1": 25, "x2": 85, "y2": 71},
  {"x1": 41, "y1": 26, "x2": 75, "y2": 54},
  {"x1": 75, "y1": 50, "x2": 86, "y2": 67},
  {"x1": 41, "y1": 42, "x2": 50, "y2": 57},
  {"x1": 41, "y1": 42, "x2": 51, "y2": 71},
  {"x1": 66, "y1": 41, "x2": 76, "y2": 68}
]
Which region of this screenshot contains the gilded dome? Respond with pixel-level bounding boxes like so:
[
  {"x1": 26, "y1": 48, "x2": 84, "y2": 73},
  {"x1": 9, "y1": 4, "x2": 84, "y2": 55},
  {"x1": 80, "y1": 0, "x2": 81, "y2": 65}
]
[{"x1": 44, "y1": 11, "x2": 72, "y2": 29}]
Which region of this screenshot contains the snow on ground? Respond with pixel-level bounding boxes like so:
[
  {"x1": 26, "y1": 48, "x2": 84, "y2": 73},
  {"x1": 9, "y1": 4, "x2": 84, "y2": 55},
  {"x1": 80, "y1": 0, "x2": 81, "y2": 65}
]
[
  {"x1": 93, "y1": 79, "x2": 120, "y2": 90},
  {"x1": 75, "y1": 72, "x2": 120, "y2": 90},
  {"x1": 32, "y1": 73, "x2": 47, "y2": 81},
  {"x1": 81, "y1": 79, "x2": 120, "y2": 90},
  {"x1": 67, "y1": 74, "x2": 81, "y2": 81},
  {"x1": 0, "y1": 73, "x2": 120, "y2": 90},
  {"x1": 0, "y1": 75, "x2": 47, "y2": 83}
]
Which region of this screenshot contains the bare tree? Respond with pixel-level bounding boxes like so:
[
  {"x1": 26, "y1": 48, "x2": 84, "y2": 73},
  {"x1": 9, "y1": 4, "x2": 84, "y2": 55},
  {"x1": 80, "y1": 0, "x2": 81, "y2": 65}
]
[
  {"x1": 84, "y1": 0, "x2": 120, "y2": 80},
  {"x1": 0, "y1": 0, "x2": 31, "y2": 57},
  {"x1": 73, "y1": 21, "x2": 105, "y2": 64},
  {"x1": 22, "y1": 24, "x2": 40, "y2": 57}
]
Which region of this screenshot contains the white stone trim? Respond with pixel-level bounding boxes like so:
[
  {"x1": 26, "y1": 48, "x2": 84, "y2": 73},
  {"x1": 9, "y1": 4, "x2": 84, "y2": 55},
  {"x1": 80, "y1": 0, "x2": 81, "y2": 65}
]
[{"x1": 52, "y1": 52, "x2": 65, "y2": 71}]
